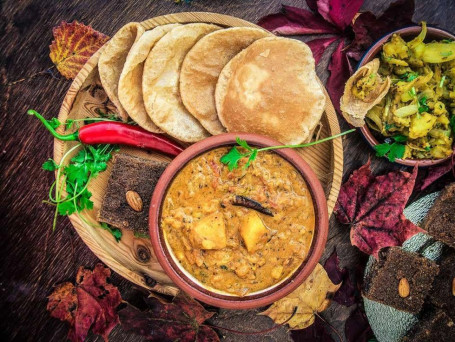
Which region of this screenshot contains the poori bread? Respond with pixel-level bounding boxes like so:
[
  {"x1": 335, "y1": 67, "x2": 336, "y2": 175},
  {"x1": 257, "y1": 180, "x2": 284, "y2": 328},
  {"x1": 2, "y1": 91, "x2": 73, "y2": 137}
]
[
  {"x1": 118, "y1": 24, "x2": 180, "y2": 132},
  {"x1": 180, "y1": 27, "x2": 271, "y2": 135},
  {"x1": 215, "y1": 37, "x2": 326, "y2": 145},
  {"x1": 143, "y1": 23, "x2": 220, "y2": 142},
  {"x1": 99, "y1": 22, "x2": 145, "y2": 121}
]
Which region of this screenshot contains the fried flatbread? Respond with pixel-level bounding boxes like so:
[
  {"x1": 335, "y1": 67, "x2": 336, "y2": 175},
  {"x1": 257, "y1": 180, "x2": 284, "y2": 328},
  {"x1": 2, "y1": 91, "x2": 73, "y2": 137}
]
[
  {"x1": 180, "y1": 27, "x2": 270, "y2": 135},
  {"x1": 118, "y1": 24, "x2": 180, "y2": 132},
  {"x1": 215, "y1": 37, "x2": 326, "y2": 145},
  {"x1": 99, "y1": 22, "x2": 145, "y2": 121},
  {"x1": 143, "y1": 23, "x2": 220, "y2": 142}
]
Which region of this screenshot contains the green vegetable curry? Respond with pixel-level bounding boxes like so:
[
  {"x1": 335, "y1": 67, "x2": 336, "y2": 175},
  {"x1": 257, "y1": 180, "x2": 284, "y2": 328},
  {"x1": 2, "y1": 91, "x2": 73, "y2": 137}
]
[{"x1": 357, "y1": 22, "x2": 455, "y2": 160}]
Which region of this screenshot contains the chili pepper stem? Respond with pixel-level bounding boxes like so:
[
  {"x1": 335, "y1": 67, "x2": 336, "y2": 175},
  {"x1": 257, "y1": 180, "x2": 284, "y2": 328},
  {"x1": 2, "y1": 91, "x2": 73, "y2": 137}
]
[{"x1": 27, "y1": 109, "x2": 79, "y2": 141}]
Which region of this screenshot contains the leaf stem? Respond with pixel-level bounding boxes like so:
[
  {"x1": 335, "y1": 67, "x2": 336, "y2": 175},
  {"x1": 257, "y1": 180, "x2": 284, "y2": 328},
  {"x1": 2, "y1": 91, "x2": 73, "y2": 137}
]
[{"x1": 257, "y1": 129, "x2": 355, "y2": 152}]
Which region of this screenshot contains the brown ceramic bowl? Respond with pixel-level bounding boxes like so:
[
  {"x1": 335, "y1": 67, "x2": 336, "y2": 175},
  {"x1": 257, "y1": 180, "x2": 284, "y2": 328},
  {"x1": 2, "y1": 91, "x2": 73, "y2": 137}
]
[
  {"x1": 149, "y1": 133, "x2": 329, "y2": 309},
  {"x1": 358, "y1": 25, "x2": 455, "y2": 167}
]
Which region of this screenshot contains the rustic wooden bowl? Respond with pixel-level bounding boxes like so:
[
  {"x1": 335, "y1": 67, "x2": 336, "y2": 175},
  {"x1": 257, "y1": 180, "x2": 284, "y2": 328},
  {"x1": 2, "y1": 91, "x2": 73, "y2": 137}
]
[
  {"x1": 54, "y1": 12, "x2": 344, "y2": 296},
  {"x1": 149, "y1": 133, "x2": 329, "y2": 309},
  {"x1": 358, "y1": 26, "x2": 455, "y2": 167}
]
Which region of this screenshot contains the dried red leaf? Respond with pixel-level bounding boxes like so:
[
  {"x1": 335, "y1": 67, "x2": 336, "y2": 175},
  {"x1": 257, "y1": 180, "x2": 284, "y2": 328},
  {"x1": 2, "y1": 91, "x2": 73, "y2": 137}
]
[
  {"x1": 49, "y1": 21, "x2": 109, "y2": 79},
  {"x1": 47, "y1": 264, "x2": 122, "y2": 342},
  {"x1": 323, "y1": 250, "x2": 356, "y2": 307},
  {"x1": 348, "y1": 0, "x2": 415, "y2": 60},
  {"x1": 307, "y1": 36, "x2": 339, "y2": 65},
  {"x1": 290, "y1": 315, "x2": 335, "y2": 342},
  {"x1": 334, "y1": 161, "x2": 424, "y2": 258},
  {"x1": 416, "y1": 156, "x2": 455, "y2": 191},
  {"x1": 327, "y1": 40, "x2": 351, "y2": 113},
  {"x1": 257, "y1": 5, "x2": 338, "y2": 35},
  {"x1": 118, "y1": 293, "x2": 219, "y2": 342},
  {"x1": 317, "y1": 0, "x2": 364, "y2": 31},
  {"x1": 345, "y1": 306, "x2": 373, "y2": 342},
  {"x1": 305, "y1": 0, "x2": 318, "y2": 12}
]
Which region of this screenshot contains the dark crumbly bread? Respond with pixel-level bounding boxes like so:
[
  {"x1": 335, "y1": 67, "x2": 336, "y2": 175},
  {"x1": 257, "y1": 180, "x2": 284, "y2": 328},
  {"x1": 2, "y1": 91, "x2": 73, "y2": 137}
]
[
  {"x1": 402, "y1": 309, "x2": 455, "y2": 341},
  {"x1": 363, "y1": 247, "x2": 439, "y2": 314},
  {"x1": 423, "y1": 182, "x2": 455, "y2": 248},
  {"x1": 428, "y1": 248, "x2": 455, "y2": 321},
  {"x1": 98, "y1": 153, "x2": 168, "y2": 234}
]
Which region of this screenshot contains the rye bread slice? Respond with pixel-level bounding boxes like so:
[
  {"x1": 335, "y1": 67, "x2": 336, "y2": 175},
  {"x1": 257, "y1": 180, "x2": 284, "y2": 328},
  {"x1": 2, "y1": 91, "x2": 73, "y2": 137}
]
[
  {"x1": 423, "y1": 183, "x2": 455, "y2": 248},
  {"x1": 98, "y1": 153, "x2": 168, "y2": 234}
]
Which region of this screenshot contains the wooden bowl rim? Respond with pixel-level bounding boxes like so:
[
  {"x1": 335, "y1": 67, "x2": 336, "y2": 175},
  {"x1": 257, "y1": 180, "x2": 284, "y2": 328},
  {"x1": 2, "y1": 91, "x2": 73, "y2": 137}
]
[
  {"x1": 149, "y1": 133, "x2": 329, "y2": 309},
  {"x1": 358, "y1": 25, "x2": 455, "y2": 167}
]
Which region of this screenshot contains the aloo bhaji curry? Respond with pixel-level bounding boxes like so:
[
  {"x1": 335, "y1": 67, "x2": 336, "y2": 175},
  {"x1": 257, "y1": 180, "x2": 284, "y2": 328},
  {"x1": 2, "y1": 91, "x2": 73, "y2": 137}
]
[{"x1": 161, "y1": 147, "x2": 315, "y2": 296}]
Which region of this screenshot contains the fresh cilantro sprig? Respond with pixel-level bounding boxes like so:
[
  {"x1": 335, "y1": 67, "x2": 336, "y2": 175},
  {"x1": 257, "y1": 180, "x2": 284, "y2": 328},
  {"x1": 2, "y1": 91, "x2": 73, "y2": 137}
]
[
  {"x1": 220, "y1": 129, "x2": 356, "y2": 171},
  {"x1": 42, "y1": 143, "x2": 121, "y2": 242},
  {"x1": 418, "y1": 96, "x2": 429, "y2": 114},
  {"x1": 374, "y1": 135, "x2": 408, "y2": 162}
]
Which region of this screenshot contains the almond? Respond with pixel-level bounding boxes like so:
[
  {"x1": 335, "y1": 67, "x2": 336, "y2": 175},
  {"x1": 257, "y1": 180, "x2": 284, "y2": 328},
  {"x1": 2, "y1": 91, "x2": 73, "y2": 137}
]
[
  {"x1": 398, "y1": 278, "x2": 410, "y2": 298},
  {"x1": 452, "y1": 278, "x2": 455, "y2": 297},
  {"x1": 126, "y1": 190, "x2": 143, "y2": 212}
]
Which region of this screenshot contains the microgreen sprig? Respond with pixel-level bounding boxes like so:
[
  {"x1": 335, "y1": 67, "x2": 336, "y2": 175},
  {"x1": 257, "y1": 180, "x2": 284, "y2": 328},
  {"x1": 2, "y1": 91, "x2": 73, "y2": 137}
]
[{"x1": 220, "y1": 129, "x2": 356, "y2": 171}]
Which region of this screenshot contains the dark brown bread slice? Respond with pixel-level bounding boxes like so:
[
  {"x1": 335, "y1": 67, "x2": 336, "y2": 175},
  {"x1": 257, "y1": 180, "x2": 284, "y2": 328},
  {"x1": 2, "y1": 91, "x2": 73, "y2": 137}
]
[
  {"x1": 428, "y1": 248, "x2": 455, "y2": 321},
  {"x1": 402, "y1": 309, "x2": 455, "y2": 341},
  {"x1": 423, "y1": 182, "x2": 455, "y2": 248},
  {"x1": 363, "y1": 247, "x2": 439, "y2": 314},
  {"x1": 98, "y1": 153, "x2": 168, "y2": 234}
]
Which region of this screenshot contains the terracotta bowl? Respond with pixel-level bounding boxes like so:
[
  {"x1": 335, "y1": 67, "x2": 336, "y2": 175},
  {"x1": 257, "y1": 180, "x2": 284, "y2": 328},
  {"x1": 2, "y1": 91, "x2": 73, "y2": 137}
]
[
  {"x1": 358, "y1": 25, "x2": 455, "y2": 167},
  {"x1": 149, "y1": 133, "x2": 329, "y2": 309}
]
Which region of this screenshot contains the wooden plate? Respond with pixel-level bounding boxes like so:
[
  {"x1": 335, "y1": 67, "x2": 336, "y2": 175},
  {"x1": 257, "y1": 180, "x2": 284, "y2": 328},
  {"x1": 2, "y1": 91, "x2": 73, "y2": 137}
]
[{"x1": 54, "y1": 12, "x2": 343, "y2": 295}]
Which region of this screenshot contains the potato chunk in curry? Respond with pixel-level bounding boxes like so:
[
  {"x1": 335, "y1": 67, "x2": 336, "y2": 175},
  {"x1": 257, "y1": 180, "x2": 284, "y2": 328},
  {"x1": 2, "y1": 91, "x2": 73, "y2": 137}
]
[
  {"x1": 240, "y1": 211, "x2": 268, "y2": 253},
  {"x1": 190, "y1": 212, "x2": 227, "y2": 250}
]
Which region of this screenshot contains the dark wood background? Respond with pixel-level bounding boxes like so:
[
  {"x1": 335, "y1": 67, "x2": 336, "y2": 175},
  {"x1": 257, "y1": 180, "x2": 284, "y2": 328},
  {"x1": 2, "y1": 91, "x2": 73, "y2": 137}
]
[{"x1": 1, "y1": 1, "x2": 454, "y2": 341}]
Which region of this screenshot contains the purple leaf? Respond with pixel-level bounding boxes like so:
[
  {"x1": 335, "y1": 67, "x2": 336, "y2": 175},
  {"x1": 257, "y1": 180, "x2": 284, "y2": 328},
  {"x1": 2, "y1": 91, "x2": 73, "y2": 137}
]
[
  {"x1": 317, "y1": 0, "x2": 364, "y2": 31},
  {"x1": 323, "y1": 250, "x2": 356, "y2": 307},
  {"x1": 345, "y1": 306, "x2": 373, "y2": 342},
  {"x1": 305, "y1": 0, "x2": 318, "y2": 12},
  {"x1": 416, "y1": 156, "x2": 455, "y2": 191},
  {"x1": 290, "y1": 315, "x2": 335, "y2": 342},
  {"x1": 257, "y1": 5, "x2": 339, "y2": 35},
  {"x1": 348, "y1": 0, "x2": 415, "y2": 60},
  {"x1": 307, "y1": 36, "x2": 339, "y2": 64},
  {"x1": 327, "y1": 39, "x2": 351, "y2": 113}
]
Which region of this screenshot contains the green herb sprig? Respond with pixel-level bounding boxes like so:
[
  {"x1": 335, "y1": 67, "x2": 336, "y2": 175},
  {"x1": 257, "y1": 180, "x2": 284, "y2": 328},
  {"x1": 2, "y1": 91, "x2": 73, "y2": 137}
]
[
  {"x1": 220, "y1": 129, "x2": 355, "y2": 171},
  {"x1": 374, "y1": 135, "x2": 408, "y2": 162},
  {"x1": 418, "y1": 96, "x2": 429, "y2": 114}
]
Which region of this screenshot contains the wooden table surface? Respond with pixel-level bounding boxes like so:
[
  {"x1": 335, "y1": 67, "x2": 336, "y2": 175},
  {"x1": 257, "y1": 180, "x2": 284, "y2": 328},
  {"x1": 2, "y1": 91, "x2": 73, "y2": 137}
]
[{"x1": 1, "y1": 0, "x2": 454, "y2": 341}]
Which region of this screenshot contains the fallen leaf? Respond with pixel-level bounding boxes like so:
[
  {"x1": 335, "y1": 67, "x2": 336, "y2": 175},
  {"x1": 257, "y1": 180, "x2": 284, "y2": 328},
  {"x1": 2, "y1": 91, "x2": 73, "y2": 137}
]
[
  {"x1": 257, "y1": 5, "x2": 338, "y2": 35},
  {"x1": 327, "y1": 40, "x2": 351, "y2": 113},
  {"x1": 345, "y1": 306, "x2": 373, "y2": 342},
  {"x1": 118, "y1": 292, "x2": 219, "y2": 342},
  {"x1": 47, "y1": 264, "x2": 122, "y2": 342},
  {"x1": 334, "y1": 161, "x2": 424, "y2": 258},
  {"x1": 317, "y1": 0, "x2": 364, "y2": 31},
  {"x1": 415, "y1": 153, "x2": 455, "y2": 191},
  {"x1": 290, "y1": 315, "x2": 335, "y2": 342},
  {"x1": 260, "y1": 264, "x2": 340, "y2": 330},
  {"x1": 348, "y1": 0, "x2": 415, "y2": 60},
  {"x1": 307, "y1": 36, "x2": 339, "y2": 64},
  {"x1": 323, "y1": 250, "x2": 356, "y2": 307},
  {"x1": 49, "y1": 21, "x2": 109, "y2": 79}
]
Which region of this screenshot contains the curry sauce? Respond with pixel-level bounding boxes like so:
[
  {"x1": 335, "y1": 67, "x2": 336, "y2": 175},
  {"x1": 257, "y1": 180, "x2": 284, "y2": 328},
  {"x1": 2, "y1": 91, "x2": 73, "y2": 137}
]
[{"x1": 161, "y1": 147, "x2": 315, "y2": 296}]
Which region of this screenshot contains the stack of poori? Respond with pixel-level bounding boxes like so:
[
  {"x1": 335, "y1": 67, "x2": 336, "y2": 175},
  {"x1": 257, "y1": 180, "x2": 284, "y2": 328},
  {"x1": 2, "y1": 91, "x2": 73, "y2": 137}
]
[{"x1": 98, "y1": 22, "x2": 326, "y2": 144}]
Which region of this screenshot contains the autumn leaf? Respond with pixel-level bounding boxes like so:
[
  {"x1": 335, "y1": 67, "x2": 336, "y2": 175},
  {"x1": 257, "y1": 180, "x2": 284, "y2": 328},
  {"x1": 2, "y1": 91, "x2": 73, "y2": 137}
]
[
  {"x1": 47, "y1": 264, "x2": 122, "y2": 342},
  {"x1": 118, "y1": 292, "x2": 219, "y2": 342},
  {"x1": 257, "y1": 0, "x2": 417, "y2": 115},
  {"x1": 290, "y1": 315, "x2": 335, "y2": 342},
  {"x1": 334, "y1": 160, "x2": 424, "y2": 258},
  {"x1": 344, "y1": 306, "x2": 373, "y2": 342},
  {"x1": 323, "y1": 250, "x2": 356, "y2": 307},
  {"x1": 49, "y1": 21, "x2": 109, "y2": 79},
  {"x1": 260, "y1": 264, "x2": 340, "y2": 330}
]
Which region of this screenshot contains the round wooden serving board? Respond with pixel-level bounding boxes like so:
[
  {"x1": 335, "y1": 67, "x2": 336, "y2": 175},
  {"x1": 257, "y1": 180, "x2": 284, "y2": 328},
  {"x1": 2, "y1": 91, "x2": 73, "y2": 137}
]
[{"x1": 54, "y1": 12, "x2": 343, "y2": 295}]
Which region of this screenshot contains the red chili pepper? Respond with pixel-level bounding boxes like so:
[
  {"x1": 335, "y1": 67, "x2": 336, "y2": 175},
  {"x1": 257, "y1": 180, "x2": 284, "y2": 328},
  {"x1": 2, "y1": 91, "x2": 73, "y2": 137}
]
[{"x1": 28, "y1": 110, "x2": 183, "y2": 156}]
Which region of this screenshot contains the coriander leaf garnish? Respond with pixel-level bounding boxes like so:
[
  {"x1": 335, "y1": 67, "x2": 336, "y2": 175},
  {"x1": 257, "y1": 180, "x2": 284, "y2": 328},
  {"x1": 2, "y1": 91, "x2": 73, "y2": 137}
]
[
  {"x1": 42, "y1": 158, "x2": 60, "y2": 171},
  {"x1": 401, "y1": 72, "x2": 418, "y2": 82},
  {"x1": 100, "y1": 222, "x2": 122, "y2": 242},
  {"x1": 374, "y1": 135, "x2": 408, "y2": 162},
  {"x1": 418, "y1": 95, "x2": 429, "y2": 113},
  {"x1": 221, "y1": 129, "x2": 356, "y2": 170}
]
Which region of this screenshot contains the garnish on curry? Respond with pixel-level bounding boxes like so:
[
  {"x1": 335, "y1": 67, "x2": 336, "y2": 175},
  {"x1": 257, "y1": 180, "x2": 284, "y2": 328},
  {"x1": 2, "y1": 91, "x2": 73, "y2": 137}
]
[{"x1": 161, "y1": 147, "x2": 315, "y2": 296}]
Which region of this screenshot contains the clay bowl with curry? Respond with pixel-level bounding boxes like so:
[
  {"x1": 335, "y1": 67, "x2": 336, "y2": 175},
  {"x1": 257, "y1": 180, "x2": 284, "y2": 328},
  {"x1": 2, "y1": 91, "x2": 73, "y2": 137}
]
[{"x1": 149, "y1": 133, "x2": 328, "y2": 309}]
